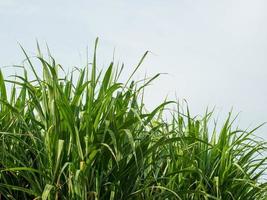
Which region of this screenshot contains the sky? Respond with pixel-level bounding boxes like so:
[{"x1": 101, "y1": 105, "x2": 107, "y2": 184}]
[{"x1": 0, "y1": 0, "x2": 267, "y2": 138}]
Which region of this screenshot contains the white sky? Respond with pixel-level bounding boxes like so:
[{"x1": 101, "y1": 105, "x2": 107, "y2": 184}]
[{"x1": 0, "y1": 0, "x2": 267, "y2": 138}]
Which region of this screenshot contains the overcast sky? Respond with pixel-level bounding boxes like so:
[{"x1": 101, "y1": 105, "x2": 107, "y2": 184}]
[{"x1": 0, "y1": 0, "x2": 267, "y2": 138}]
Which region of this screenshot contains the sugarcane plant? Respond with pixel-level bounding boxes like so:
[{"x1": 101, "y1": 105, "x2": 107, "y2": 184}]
[{"x1": 0, "y1": 39, "x2": 266, "y2": 200}]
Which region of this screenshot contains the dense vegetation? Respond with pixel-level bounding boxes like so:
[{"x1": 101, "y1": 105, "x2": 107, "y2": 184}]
[{"x1": 0, "y1": 39, "x2": 267, "y2": 199}]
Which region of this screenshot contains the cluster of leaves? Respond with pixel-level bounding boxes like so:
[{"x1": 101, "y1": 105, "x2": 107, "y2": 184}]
[{"x1": 0, "y1": 40, "x2": 267, "y2": 199}]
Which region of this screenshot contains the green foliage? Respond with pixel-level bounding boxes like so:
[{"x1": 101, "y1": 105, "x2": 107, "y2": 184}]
[{"x1": 0, "y1": 39, "x2": 267, "y2": 199}]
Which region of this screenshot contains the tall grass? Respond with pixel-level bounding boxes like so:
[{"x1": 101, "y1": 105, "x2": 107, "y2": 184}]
[{"x1": 0, "y1": 39, "x2": 267, "y2": 199}]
